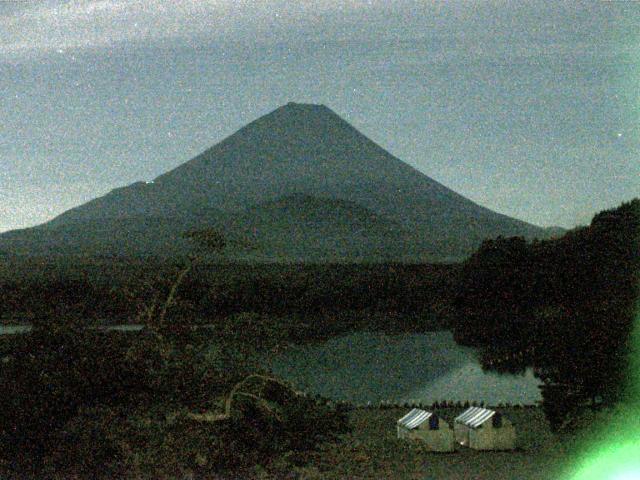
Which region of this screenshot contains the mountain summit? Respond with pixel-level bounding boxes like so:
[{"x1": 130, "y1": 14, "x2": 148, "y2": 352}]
[{"x1": 1, "y1": 103, "x2": 547, "y2": 261}]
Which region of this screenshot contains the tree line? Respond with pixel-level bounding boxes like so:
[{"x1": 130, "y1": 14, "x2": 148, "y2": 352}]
[
  {"x1": 1, "y1": 262, "x2": 457, "y2": 337},
  {"x1": 453, "y1": 199, "x2": 639, "y2": 430}
]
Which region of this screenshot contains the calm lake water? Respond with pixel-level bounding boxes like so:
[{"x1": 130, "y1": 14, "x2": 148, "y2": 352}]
[
  {"x1": 0, "y1": 325, "x2": 31, "y2": 335},
  {"x1": 268, "y1": 331, "x2": 542, "y2": 405},
  {"x1": 1, "y1": 326, "x2": 542, "y2": 405},
  {"x1": 0, "y1": 325, "x2": 144, "y2": 335}
]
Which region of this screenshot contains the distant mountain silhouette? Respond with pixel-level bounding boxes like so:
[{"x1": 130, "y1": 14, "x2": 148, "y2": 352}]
[{"x1": 0, "y1": 103, "x2": 553, "y2": 261}]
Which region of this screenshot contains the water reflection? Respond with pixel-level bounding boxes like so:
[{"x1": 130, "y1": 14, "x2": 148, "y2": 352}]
[{"x1": 269, "y1": 331, "x2": 542, "y2": 405}]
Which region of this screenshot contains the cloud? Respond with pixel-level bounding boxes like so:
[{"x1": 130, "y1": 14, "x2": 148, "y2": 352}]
[
  {"x1": 0, "y1": 0, "x2": 384, "y2": 58},
  {"x1": 2, "y1": 0, "x2": 638, "y2": 61},
  {"x1": 1, "y1": 1, "x2": 218, "y2": 55}
]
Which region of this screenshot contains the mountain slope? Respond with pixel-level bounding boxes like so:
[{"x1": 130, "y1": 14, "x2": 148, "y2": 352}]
[
  {"x1": 0, "y1": 195, "x2": 426, "y2": 261},
  {"x1": 0, "y1": 103, "x2": 548, "y2": 261},
  {"x1": 220, "y1": 194, "x2": 429, "y2": 261}
]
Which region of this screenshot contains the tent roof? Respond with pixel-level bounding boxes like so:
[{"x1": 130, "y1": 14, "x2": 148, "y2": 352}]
[
  {"x1": 397, "y1": 408, "x2": 433, "y2": 429},
  {"x1": 454, "y1": 407, "x2": 496, "y2": 429}
]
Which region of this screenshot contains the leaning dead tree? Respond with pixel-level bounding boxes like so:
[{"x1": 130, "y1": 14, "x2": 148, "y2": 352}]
[
  {"x1": 187, "y1": 374, "x2": 294, "y2": 424},
  {"x1": 130, "y1": 230, "x2": 299, "y2": 425}
]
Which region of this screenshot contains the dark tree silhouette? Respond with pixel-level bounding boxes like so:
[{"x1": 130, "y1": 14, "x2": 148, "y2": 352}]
[{"x1": 454, "y1": 199, "x2": 640, "y2": 430}]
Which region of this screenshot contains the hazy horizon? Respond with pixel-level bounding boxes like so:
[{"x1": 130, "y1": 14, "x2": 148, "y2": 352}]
[{"x1": 2, "y1": 1, "x2": 638, "y2": 233}]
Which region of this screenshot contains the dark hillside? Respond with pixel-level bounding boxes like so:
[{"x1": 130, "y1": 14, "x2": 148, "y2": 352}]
[
  {"x1": 0, "y1": 103, "x2": 548, "y2": 261},
  {"x1": 453, "y1": 198, "x2": 640, "y2": 429}
]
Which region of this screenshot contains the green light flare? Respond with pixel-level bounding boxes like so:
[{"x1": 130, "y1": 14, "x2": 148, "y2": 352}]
[
  {"x1": 625, "y1": 296, "x2": 640, "y2": 403},
  {"x1": 565, "y1": 304, "x2": 640, "y2": 480},
  {"x1": 567, "y1": 439, "x2": 640, "y2": 480}
]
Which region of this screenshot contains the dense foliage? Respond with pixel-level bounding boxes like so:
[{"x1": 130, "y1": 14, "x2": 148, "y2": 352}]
[
  {"x1": 454, "y1": 199, "x2": 640, "y2": 430},
  {"x1": 0, "y1": 262, "x2": 456, "y2": 336},
  {"x1": 0, "y1": 243, "x2": 455, "y2": 478},
  {"x1": 0, "y1": 300, "x2": 349, "y2": 478},
  {"x1": 3, "y1": 197, "x2": 635, "y2": 475}
]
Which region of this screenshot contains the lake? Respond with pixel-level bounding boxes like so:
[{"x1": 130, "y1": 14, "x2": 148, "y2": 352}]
[
  {"x1": 0, "y1": 325, "x2": 31, "y2": 335},
  {"x1": 1, "y1": 325, "x2": 542, "y2": 405},
  {"x1": 268, "y1": 331, "x2": 542, "y2": 405},
  {"x1": 0, "y1": 324, "x2": 144, "y2": 335}
]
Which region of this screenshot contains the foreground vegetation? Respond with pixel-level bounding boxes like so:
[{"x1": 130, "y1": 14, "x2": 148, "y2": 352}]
[
  {"x1": 0, "y1": 253, "x2": 457, "y2": 478},
  {"x1": 0, "y1": 199, "x2": 637, "y2": 478},
  {"x1": 0, "y1": 314, "x2": 349, "y2": 479},
  {"x1": 265, "y1": 407, "x2": 571, "y2": 479}
]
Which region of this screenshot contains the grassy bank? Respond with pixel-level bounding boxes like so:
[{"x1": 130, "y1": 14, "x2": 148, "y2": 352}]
[{"x1": 278, "y1": 407, "x2": 570, "y2": 480}]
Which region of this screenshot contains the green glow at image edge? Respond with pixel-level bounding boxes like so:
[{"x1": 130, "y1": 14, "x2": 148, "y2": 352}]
[
  {"x1": 567, "y1": 440, "x2": 640, "y2": 480},
  {"x1": 565, "y1": 304, "x2": 640, "y2": 480},
  {"x1": 566, "y1": 49, "x2": 640, "y2": 480}
]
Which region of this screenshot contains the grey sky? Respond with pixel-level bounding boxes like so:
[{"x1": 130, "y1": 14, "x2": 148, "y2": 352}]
[{"x1": 1, "y1": 0, "x2": 638, "y2": 232}]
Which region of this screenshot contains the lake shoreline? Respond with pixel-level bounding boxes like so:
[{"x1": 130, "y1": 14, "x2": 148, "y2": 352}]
[{"x1": 267, "y1": 331, "x2": 542, "y2": 405}]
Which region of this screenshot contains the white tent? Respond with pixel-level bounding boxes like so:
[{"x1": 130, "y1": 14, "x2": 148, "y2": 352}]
[
  {"x1": 397, "y1": 408, "x2": 455, "y2": 452},
  {"x1": 454, "y1": 407, "x2": 516, "y2": 450}
]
